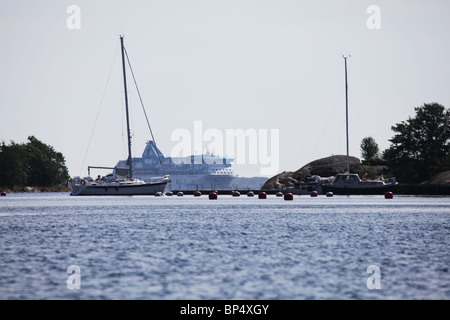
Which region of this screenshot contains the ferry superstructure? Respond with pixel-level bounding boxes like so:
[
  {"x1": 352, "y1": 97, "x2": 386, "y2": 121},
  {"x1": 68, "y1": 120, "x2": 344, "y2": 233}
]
[{"x1": 115, "y1": 140, "x2": 235, "y2": 190}]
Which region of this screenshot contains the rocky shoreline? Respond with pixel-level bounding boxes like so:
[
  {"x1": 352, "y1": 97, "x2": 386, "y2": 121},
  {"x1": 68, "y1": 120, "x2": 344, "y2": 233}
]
[
  {"x1": 261, "y1": 155, "x2": 450, "y2": 195},
  {"x1": 262, "y1": 154, "x2": 381, "y2": 190}
]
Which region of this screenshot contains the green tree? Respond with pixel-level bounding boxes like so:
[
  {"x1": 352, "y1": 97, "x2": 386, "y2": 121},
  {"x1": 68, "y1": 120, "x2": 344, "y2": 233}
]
[
  {"x1": 360, "y1": 136, "x2": 380, "y2": 163},
  {"x1": 0, "y1": 141, "x2": 27, "y2": 189},
  {"x1": 25, "y1": 136, "x2": 69, "y2": 186},
  {"x1": 0, "y1": 136, "x2": 69, "y2": 188},
  {"x1": 384, "y1": 102, "x2": 450, "y2": 183}
]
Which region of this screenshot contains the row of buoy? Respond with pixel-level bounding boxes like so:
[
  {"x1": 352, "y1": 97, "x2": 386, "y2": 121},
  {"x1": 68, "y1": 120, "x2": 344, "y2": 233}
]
[
  {"x1": 0, "y1": 190, "x2": 394, "y2": 198},
  {"x1": 156, "y1": 190, "x2": 394, "y2": 199},
  {"x1": 209, "y1": 191, "x2": 218, "y2": 199}
]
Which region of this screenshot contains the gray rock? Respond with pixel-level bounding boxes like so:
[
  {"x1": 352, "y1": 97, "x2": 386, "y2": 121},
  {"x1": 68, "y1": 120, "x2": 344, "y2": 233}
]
[
  {"x1": 262, "y1": 155, "x2": 363, "y2": 190},
  {"x1": 421, "y1": 170, "x2": 450, "y2": 184}
]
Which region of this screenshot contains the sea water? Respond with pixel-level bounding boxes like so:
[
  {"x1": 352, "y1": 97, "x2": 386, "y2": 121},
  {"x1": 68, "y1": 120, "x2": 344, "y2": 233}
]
[{"x1": 0, "y1": 192, "x2": 448, "y2": 300}]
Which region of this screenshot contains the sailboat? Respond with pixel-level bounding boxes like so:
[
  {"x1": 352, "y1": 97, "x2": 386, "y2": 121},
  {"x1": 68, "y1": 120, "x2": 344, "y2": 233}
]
[
  {"x1": 321, "y1": 56, "x2": 398, "y2": 195},
  {"x1": 71, "y1": 36, "x2": 170, "y2": 196}
]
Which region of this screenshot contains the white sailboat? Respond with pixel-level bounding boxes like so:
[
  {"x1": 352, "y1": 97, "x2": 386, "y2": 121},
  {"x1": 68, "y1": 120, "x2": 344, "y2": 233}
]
[
  {"x1": 71, "y1": 36, "x2": 170, "y2": 196},
  {"x1": 321, "y1": 56, "x2": 398, "y2": 195}
]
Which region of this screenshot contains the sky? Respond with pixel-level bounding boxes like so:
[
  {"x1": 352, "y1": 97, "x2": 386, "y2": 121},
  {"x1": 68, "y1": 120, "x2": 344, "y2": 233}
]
[{"x1": 1, "y1": 0, "x2": 449, "y2": 178}]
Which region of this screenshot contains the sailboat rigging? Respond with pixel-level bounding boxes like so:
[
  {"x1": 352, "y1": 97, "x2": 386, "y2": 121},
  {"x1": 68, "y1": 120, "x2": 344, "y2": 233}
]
[
  {"x1": 344, "y1": 55, "x2": 350, "y2": 174},
  {"x1": 71, "y1": 35, "x2": 170, "y2": 196},
  {"x1": 321, "y1": 56, "x2": 398, "y2": 195}
]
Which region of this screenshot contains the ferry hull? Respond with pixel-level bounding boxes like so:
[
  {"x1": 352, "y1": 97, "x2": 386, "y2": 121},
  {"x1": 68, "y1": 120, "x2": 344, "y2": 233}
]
[
  {"x1": 71, "y1": 181, "x2": 167, "y2": 196},
  {"x1": 135, "y1": 174, "x2": 234, "y2": 190}
]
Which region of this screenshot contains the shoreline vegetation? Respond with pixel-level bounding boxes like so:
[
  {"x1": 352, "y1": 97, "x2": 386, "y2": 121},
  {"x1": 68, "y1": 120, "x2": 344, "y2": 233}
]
[
  {"x1": 1, "y1": 103, "x2": 449, "y2": 195},
  {"x1": 0, "y1": 136, "x2": 69, "y2": 193}
]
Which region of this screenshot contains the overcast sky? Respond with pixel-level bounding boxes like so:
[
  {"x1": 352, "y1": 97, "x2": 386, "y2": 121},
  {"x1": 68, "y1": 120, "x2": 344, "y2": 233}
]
[{"x1": 1, "y1": 0, "x2": 449, "y2": 178}]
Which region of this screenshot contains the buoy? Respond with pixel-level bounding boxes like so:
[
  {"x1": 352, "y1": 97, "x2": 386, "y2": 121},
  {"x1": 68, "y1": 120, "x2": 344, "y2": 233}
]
[
  {"x1": 209, "y1": 191, "x2": 218, "y2": 200},
  {"x1": 326, "y1": 192, "x2": 333, "y2": 197},
  {"x1": 154, "y1": 192, "x2": 162, "y2": 197},
  {"x1": 194, "y1": 190, "x2": 202, "y2": 197},
  {"x1": 232, "y1": 190, "x2": 240, "y2": 197},
  {"x1": 310, "y1": 191, "x2": 318, "y2": 197},
  {"x1": 284, "y1": 193, "x2": 293, "y2": 200},
  {"x1": 276, "y1": 192, "x2": 283, "y2": 197},
  {"x1": 0, "y1": 192, "x2": 6, "y2": 196},
  {"x1": 247, "y1": 191, "x2": 254, "y2": 197},
  {"x1": 258, "y1": 192, "x2": 267, "y2": 199},
  {"x1": 165, "y1": 191, "x2": 173, "y2": 196},
  {"x1": 384, "y1": 191, "x2": 394, "y2": 199},
  {"x1": 177, "y1": 191, "x2": 184, "y2": 197}
]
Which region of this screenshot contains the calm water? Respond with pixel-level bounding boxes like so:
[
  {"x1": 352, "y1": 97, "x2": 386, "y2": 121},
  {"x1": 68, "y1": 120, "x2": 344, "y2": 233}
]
[{"x1": 0, "y1": 192, "x2": 448, "y2": 300}]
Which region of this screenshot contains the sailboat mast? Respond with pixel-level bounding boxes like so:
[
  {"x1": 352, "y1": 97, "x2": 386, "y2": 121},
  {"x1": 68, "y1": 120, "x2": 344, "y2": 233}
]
[
  {"x1": 343, "y1": 55, "x2": 350, "y2": 174},
  {"x1": 120, "y1": 35, "x2": 133, "y2": 179}
]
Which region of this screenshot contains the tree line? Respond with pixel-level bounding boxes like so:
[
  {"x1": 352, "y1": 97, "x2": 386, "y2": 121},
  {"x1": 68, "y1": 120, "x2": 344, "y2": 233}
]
[
  {"x1": 360, "y1": 102, "x2": 450, "y2": 183},
  {"x1": 0, "y1": 136, "x2": 69, "y2": 189}
]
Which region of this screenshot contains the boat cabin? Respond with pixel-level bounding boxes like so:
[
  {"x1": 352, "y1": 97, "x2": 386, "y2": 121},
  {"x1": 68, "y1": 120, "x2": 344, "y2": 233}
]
[{"x1": 334, "y1": 173, "x2": 361, "y2": 182}]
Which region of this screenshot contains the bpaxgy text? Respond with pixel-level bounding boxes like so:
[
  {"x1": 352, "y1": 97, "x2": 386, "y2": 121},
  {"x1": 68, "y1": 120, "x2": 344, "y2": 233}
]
[{"x1": 180, "y1": 304, "x2": 270, "y2": 317}]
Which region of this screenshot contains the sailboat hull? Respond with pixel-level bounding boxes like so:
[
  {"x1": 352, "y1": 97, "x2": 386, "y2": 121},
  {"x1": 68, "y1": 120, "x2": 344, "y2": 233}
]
[{"x1": 71, "y1": 181, "x2": 167, "y2": 196}]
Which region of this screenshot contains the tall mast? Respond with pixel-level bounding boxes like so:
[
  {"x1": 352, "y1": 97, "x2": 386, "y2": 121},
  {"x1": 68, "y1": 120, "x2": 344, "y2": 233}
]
[
  {"x1": 120, "y1": 35, "x2": 133, "y2": 179},
  {"x1": 343, "y1": 55, "x2": 350, "y2": 174}
]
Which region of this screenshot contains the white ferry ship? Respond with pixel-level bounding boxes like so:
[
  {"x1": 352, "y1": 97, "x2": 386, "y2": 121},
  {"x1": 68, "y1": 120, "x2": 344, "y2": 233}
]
[{"x1": 115, "y1": 140, "x2": 235, "y2": 190}]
